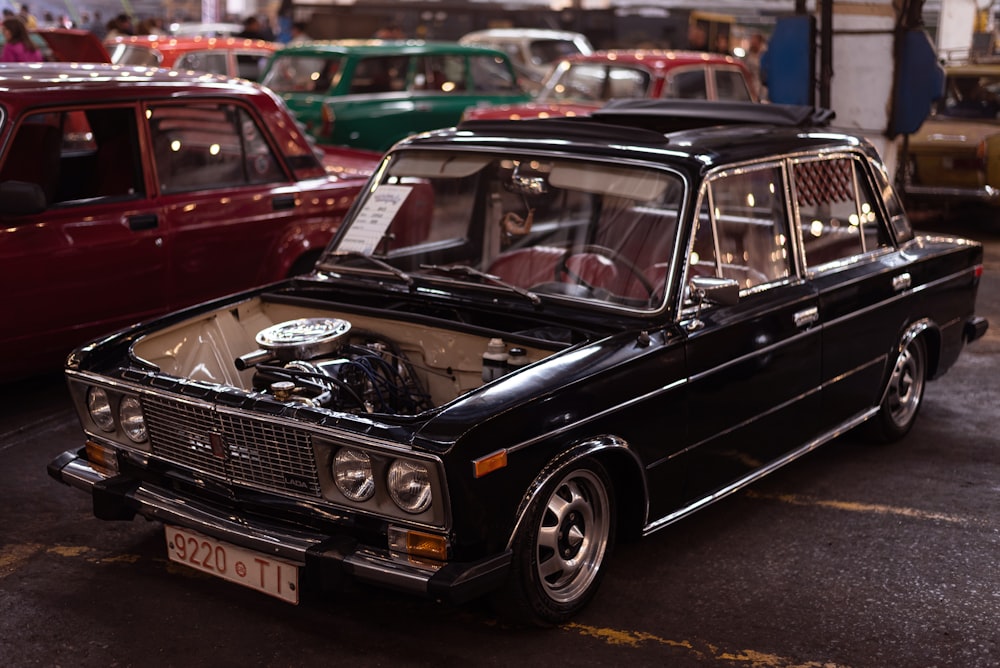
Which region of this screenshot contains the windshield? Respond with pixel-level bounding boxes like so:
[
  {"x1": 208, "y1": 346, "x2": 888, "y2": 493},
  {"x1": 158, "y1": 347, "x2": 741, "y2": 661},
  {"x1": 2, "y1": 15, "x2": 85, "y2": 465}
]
[
  {"x1": 321, "y1": 150, "x2": 685, "y2": 311},
  {"x1": 540, "y1": 63, "x2": 652, "y2": 103}
]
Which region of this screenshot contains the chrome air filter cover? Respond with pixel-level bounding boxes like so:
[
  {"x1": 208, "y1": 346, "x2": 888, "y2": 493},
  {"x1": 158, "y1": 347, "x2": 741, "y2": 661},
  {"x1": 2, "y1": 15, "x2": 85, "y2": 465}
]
[{"x1": 255, "y1": 317, "x2": 352, "y2": 361}]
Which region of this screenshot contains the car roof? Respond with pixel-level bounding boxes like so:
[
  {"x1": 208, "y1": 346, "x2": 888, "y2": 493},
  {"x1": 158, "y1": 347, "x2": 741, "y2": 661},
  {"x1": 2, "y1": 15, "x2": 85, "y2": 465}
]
[
  {"x1": 107, "y1": 35, "x2": 279, "y2": 53},
  {"x1": 0, "y1": 62, "x2": 267, "y2": 96},
  {"x1": 273, "y1": 39, "x2": 510, "y2": 57},
  {"x1": 460, "y1": 28, "x2": 590, "y2": 41},
  {"x1": 566, "y1": 49, "x2": 747, "y2": 68},
  {"x1": 421, "y1": 100, "x2": 862, "y2": 170},
  {"x1": 169, "y1": 22, "x2": 245, "y2": 36}
]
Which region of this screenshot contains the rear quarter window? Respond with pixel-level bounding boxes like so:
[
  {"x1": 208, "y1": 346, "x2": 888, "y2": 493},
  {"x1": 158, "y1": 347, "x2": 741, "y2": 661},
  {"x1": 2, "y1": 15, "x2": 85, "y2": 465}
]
[{"x1": 793, "y1": 156, "x2": 894, "y2": 270}]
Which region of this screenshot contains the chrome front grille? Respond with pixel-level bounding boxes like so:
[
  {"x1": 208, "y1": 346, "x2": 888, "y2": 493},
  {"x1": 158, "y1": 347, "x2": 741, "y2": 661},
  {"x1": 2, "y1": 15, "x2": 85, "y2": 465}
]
[{"x1": 142, "y1": 395, "x2": 322, "y2": 498}]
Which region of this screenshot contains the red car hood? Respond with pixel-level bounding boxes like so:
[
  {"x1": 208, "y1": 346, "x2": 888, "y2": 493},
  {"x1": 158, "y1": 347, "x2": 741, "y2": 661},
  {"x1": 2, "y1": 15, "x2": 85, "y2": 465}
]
[
  {"x1": 464, "y1": 102, "x2": 601, "y2": 121},
  {"x1": 35, "y1": 28, "x2": 110, "y2": 63}
]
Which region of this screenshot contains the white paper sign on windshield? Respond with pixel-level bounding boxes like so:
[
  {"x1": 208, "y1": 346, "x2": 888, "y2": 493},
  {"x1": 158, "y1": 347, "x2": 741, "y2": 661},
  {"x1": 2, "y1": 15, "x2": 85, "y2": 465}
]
[{"x1": 336, "y1": 185, "x2": 413, "y2": 255}]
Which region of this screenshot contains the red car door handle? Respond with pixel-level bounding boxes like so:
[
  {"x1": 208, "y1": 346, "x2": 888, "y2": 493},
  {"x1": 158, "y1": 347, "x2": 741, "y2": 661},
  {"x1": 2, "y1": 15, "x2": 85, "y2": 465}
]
[
  {"x1": 127, "y1": 213, "x2": 158, "y2": 231},
  {"x1": 272, "y1": 195, "x2": 297, "y2": 211}
]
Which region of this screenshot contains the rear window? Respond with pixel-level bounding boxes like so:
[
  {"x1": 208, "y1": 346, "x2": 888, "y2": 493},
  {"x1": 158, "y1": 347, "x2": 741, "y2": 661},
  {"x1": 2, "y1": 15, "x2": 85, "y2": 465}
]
[
  {"x1": 528, "y1": 39, "x2": 584, "y2": 65},
  {"x1": 174, "y1": 51, "x2": 228, "y2": 76},
  {"x1": 545, "y1": 64, "x2": 651, "y2": 102},
  {"x1": 263, "y1": 55, "x2": 344, "y2": 93},
  {"x1": 107, "y1": 43, "x2": 161, "y2": 67}
]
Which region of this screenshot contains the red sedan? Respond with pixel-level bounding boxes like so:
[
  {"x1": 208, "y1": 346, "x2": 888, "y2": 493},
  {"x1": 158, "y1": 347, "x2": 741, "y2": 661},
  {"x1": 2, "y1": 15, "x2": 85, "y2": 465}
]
[
  {"x1": 0, "y1": 63, "x2": 380, "y2": 382},
  {"x1": 105, "y1": 34, "x2": 280, "y2": 81},
  {"x1": 464, "y1": 49, "x2": 757, "y2": 121}
]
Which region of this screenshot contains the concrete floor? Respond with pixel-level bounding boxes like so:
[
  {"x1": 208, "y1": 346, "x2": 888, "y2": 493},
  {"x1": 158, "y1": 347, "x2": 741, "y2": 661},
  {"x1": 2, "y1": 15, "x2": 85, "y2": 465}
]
[{"x1": 1, "y1": 210, "x2": 998, "y2": 668}]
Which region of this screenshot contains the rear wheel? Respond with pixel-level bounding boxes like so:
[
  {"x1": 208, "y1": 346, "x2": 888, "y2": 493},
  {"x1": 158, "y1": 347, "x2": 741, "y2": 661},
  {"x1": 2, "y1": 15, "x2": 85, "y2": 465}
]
[
  {"x1": 493, "y1": 459, "x2": 615, "y2": 626},
  {"x1": 865, "y1": 335, "x2": 927, "y2": 442}
]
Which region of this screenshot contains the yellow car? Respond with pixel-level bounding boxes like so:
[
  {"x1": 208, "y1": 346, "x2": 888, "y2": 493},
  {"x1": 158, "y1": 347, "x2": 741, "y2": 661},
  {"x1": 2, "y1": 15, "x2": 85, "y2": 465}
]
[{"x1": 904, "y1": 63, "x2": 1000, "y2": 205}]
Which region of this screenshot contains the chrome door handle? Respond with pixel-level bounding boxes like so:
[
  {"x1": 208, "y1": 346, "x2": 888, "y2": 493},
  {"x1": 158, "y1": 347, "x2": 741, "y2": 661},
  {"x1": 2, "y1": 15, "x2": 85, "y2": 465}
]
[
  {"x1": 794, "y1": 306, "x2": 819, "y2": 328},
  {"x1": 893, "y1": 272, "x2": 912, "y2": 292}
]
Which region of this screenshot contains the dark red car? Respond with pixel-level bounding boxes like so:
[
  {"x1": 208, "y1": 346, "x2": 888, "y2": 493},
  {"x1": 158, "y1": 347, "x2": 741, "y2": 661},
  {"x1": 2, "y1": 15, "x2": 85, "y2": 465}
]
[
  {"x1": 463, "y1": 49, "x2": 757, "y2": 121},
  {"x1": 0, "y1": 63, "x2": 380, "y2": 382}
]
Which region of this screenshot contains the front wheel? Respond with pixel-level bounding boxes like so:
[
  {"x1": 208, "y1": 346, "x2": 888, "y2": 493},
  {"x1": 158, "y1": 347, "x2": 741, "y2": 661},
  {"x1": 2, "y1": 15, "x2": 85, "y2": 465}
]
[
  {"x1": 865, "y1": 335, "x2": 927, "y2": 443},
  {"x1": 493, "y1": 459, "x2": 615, "y2": 626}
]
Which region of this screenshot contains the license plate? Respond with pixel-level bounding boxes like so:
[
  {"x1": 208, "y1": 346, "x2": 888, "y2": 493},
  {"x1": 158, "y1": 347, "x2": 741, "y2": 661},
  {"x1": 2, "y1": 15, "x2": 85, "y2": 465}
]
[{"x1": 165, "y1": 525, "x2": 300, "y2": 604}]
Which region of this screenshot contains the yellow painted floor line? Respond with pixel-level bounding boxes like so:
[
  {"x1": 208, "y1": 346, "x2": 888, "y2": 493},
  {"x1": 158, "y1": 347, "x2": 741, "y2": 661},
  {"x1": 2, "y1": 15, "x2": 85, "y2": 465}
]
[
  {"x1": 746, "y1": 490, "x2": 975, "y2": 526},
  {"x1": 562, "y1": 622, "x2": 849, "y2": 667},
  {"x1": 0, "y1": 543, "x2": 44, "y2": 578}
]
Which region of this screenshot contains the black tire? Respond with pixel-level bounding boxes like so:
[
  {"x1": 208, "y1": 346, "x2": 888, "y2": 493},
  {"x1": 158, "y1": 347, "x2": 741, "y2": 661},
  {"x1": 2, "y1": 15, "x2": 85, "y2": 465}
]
[
  {"x1": 493, "y1": 459, "x2": 615, "y2": 626},
  {"x1": 865, "y1": 335, "x2": 927, "y2": 443}
]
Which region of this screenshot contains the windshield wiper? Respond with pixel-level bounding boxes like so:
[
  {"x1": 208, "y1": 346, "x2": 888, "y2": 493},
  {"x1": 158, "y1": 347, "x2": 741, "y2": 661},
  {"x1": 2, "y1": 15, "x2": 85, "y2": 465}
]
[
  {"x1": 419, "y1": 263, "x2": 541, "y2": 306},
  {"x1": 326, "y1": 251, "x2": 414, "y2": 287}
]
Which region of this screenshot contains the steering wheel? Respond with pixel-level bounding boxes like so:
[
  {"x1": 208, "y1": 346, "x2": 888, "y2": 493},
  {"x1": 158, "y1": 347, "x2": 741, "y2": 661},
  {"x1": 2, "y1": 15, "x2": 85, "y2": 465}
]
[{"x1": 555, "y1": 244, "x2": 657, "y2": 299}]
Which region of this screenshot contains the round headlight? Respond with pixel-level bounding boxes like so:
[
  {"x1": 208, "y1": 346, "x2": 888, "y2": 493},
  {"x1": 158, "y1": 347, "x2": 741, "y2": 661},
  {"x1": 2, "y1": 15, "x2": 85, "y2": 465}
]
[
  {"x1": 333, "y1": 448, "x2": 375, "y2": 502},
  {"x1": 87, "y1": 387, "x2": 115, "y2": 432},
  {"x1": 387, "y1": 460, "x2": 432, "y2": 514},
  {"x1": 119, "y1": 396, "x2": 147, "y2": 443}
]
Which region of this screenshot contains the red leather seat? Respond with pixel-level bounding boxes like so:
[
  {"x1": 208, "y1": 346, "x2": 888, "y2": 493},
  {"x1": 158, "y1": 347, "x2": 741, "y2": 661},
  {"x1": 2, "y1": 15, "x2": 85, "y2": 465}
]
[
  {"x1": 489, "y1": 246, "x2": 645, "y2": 298},
  {"x1": 488, "y1": 246, "x2": 565, "y2": 288}
]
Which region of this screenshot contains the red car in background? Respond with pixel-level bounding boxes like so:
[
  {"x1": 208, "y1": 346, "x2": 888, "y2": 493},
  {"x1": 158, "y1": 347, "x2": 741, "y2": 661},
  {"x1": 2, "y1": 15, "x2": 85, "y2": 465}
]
[
  {"x1": 105, "y1": 34, "x2": 280, "y2": 81},
  {"x1": 0, "y1": 63, "x2": 380, "y2": 382},
  {"x1": 31, "y1": 29, "x2": 279, "y2": 82},
  {"x1": 464, "y1": 49, "x2": 757, "y2": 121}
]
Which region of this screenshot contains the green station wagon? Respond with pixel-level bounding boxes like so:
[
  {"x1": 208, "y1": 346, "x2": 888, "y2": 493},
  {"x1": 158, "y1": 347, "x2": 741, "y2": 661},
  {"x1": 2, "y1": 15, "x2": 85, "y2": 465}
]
[{"x1": 261, "y1": 40, "x2": 532, "y2": 152}]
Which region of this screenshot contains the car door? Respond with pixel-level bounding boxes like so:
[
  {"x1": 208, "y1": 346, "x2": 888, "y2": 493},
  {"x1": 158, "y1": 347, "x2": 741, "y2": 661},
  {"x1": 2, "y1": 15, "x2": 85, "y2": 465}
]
[
  {"x1": 791, "y1": 154, "x2": 909, "y2": 429},
  {"x1": 676, "y1": 162, "x2": 823, "y2": 504},
  {"x1": 0, "y1": 104, "x2": 167, "y2": 374},
  {"x1": 144, "y1": 99, "x2": 328, "y2": 309}
]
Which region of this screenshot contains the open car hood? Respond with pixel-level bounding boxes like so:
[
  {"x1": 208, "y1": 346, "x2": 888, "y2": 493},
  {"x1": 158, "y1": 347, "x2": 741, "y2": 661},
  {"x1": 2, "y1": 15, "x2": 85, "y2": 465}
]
[{"x1": 35, "y1": 28, "x2": 111, "y2": 63}]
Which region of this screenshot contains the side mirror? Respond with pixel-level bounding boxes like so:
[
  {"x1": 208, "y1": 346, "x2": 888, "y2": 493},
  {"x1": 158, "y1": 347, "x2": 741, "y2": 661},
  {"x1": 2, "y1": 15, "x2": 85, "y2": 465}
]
[
  {"x1": 686, "y1": 275, "x2": 740, "y2": 332},
  {"x1": 0, "y1": 180, "x2": 47, "y2": 216},
  {"x1": 690, "y1": 275, "x2": 740, "y2": 306}
]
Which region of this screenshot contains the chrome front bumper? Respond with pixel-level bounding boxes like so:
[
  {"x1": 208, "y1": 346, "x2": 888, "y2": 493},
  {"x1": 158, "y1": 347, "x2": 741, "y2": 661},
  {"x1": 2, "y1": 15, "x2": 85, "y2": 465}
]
[{"x1": 47, "y1": 449, "x2": 511, "y2": 604}]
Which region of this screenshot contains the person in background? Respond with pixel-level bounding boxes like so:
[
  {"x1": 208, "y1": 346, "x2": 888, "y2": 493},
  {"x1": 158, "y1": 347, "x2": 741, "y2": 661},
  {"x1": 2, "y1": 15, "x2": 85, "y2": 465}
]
[
  {"x1": 374, "y1": 23, "x2": 404, "y2": 39},
  {"x1": 136, "y1": 17, "x2": 166, "y2": 36},
  {"x1": 18, "y1": 4, "x2": 37, "y2": 29},
  {"x1": 276, "y1": 0, "x2": 293, "y2": 43},
  {"x1": 105, "y1": 13, "x2": 134, "y2": 39},
  {"x1": 744, "y1": 32, "x2": 768, "y2": 101},
  {"x1": 288, "y1": 21, "x2": 310, "y2": 44},
  {"x1": 237, "y1": 15, "x2": 269, "y2": 40},
  {"x1": 88, "y1": 10, "x2": 106, "y2": 39},
  {"x1": 1, "y1": 17, "x2": 42, "y2": 62}
]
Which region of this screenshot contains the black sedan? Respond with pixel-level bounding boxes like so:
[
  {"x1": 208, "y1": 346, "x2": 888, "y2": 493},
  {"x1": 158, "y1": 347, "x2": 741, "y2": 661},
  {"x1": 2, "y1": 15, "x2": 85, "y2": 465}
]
[{"x1": 48, "y1": 100, "x2": 988, "y2": 626}]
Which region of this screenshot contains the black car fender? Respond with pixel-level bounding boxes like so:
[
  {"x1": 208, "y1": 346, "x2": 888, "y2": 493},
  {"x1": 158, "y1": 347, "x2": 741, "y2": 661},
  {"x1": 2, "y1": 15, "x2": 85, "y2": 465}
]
[{"x1": 505, "y1": 434, "x2": 649, "y2": 550}]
